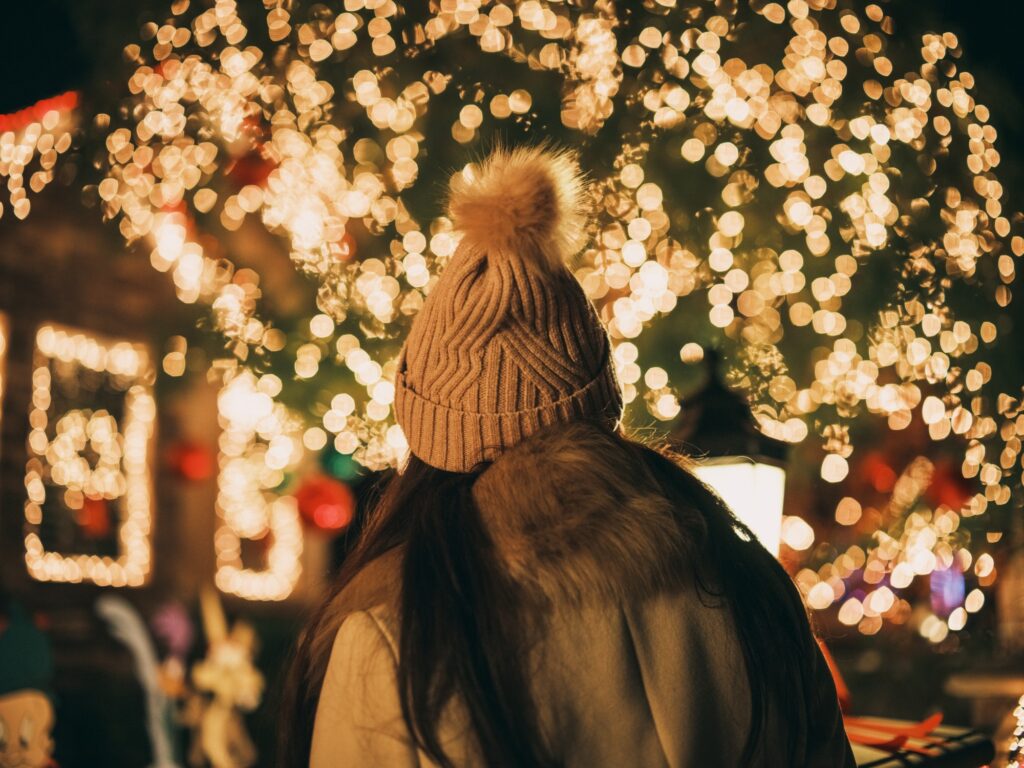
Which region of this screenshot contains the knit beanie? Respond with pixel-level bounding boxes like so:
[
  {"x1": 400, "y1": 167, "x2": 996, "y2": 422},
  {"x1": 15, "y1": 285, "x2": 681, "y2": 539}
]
[{"x1": 394, "y1": 146, "x2": 623, "y2": 472}]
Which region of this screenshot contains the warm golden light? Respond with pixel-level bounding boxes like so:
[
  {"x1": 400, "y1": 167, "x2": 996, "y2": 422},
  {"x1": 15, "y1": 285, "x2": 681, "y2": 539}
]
[
  {"x1": 214, "y1": 370, "x2": 303, "y2": 601},
  {"x1": 0, "y1": 92, "x2": 78, "y2": 221},
  {"x1": 74, "y1": 0, "x2": 1024, "y2": 621},
  {"x1": 695, "y1": 458, "x2": 787, "y2": 556},
  {"x1": 24, "y1": 324, "x2": 155, "y2": 587}
]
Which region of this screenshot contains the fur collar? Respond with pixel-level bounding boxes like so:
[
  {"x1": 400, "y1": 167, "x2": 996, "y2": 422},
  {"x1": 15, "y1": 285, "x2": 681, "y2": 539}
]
[
  {"x1": 335, "y1": 423, "x2": 689, "y2": 620},
  {"x1": 472, "y1": 422, "x2": 687, "y2": 605}
]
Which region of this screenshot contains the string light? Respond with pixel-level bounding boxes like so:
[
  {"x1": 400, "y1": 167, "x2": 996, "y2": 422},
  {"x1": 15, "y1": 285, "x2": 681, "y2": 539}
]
[
  {"x1": 1008, "y1": 694, "x2": 1024, "y2": 768},
  {"x1": 794, "y1": 455, "x2": 990, "y2": 637},
  {"x1": 0, "y1": 91, "x2": 78, "y2": 221},
  {"x1": 95, "y1": 1, "x2": 1023, "y2": 484},
  {"x1": 214, "y1": 370, "x2": 303, "y2": 601},
  {"x1": 42, "y1": 0, "x2": 1023, "y2": 610},
  {"x1": 24, "y1": 324, "x2": 155, "y2": 587}
]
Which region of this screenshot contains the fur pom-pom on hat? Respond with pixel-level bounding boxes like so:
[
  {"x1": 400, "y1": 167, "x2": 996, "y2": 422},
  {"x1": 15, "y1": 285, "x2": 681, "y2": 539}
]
[{"x1": 447, "y1": 145, "x2": 588, "y2": 272}]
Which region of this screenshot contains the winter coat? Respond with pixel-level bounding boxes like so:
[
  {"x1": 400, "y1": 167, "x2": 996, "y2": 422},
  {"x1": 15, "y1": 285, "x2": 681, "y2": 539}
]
[{"x1": 310, "y1": 423, "x2": 855, "y2": 767}]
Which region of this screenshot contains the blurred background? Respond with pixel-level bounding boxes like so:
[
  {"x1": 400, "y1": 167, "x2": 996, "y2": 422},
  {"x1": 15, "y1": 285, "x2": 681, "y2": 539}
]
[{"x1": 1, "y1": 1, "x2": 1023, "y2": 766}]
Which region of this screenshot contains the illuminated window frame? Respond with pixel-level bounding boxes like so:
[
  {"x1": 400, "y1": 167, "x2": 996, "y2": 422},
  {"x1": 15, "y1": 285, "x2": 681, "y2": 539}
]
[{"x1": 24, "y1": 324, "x2": 155, "y2": 587}]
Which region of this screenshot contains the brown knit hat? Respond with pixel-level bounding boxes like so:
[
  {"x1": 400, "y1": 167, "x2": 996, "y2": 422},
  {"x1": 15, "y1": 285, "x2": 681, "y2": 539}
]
[{"x1": 394, "y1": 146, "x2": 623, "y2": 472}]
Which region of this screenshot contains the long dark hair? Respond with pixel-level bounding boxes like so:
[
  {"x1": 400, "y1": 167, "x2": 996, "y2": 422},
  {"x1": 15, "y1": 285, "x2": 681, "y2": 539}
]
[{"x1": 279, "y1": 428, "x2": 818, "y2": 767}]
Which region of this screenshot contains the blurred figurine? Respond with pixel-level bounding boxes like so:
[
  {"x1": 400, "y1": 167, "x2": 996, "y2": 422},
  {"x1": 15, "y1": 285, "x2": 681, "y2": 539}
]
[
  {"x1": 187, "y1": 589, "x2": 262, "y2": 768},
  {"x1": 96, "y1": 595, "x2": 182, "y2": 768},
  {"x1": 0, "y1": 601, "x2": 55, "y2": 768},
  {"x1": 0, "y1": 691, "x2": 55, "y2": 768},
  {"x1": 151, "y1": 602, "x2": 196, "y2": 704}
]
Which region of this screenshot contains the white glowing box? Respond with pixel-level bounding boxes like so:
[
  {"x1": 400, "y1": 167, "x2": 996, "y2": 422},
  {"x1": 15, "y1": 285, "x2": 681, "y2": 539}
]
[
  {"x1": 693, "y1": 457, "x2": 787, "y2": 557},
  {"x1": 24, "y1": 324, "x2": 155, "y2": 587}
]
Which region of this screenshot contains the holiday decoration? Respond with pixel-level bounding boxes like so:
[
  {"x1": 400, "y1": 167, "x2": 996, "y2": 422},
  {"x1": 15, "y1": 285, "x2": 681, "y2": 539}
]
[
  {"x1": 0, "y1": 691, "x2": 54, "y2": 768},
  {"x1": 0, "y1": 602, "x2": 55, "y2": 768},
  {"x1": 214, "y1": 370, "x2": 303, "y2": 600},
  {"x1": 671, "y1": 351, "x2": 789, "y2": 554},
  {"x1": 3, "y1": 0, "x2": 1019, "y2": 627},
  {"x1": 24, "y1": 324, "x2": 156, "y2": 587},
  {"x1": 0, "y1": 91, "x2": 78, "y2": 221},
  {"x1": 1008, "y1": 694, "x2": 1024, "y2": 768},
  {"x1": 795, "y1": 452, "x2": 992, "y2": 640},
  {"x1": 91, "y1": 0, "x2": 1024, "y2": 625},
  {"x1": 187, "y1": 588, "x2": 262, "y2": 768},
  {"x1": 168, "y1": 440, "x2": 216, "y2": 482},
  {"x1": 295, "y1": 473, "x2": 356, "y2": 531},
  {"x1": 844, "y1": 713, "x2": 995, "y2": 764},
  {"x1": 97, "y1": 595, "x2": 183, "y2": 768},
  {"x1": 95, "y1": 0, "x2": 1022, "y2": 484}
]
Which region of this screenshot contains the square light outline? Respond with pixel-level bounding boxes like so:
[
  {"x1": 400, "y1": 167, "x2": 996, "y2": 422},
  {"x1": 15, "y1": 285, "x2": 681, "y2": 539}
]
[{"x1": 24, "y1": 322, "x2": 155, "y2": 587}]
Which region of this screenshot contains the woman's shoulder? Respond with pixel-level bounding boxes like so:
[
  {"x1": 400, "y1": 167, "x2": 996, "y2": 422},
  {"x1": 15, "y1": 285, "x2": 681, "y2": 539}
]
[
  {"x1": 318, "y1": 549, "x2": 406, "y2": 701},
  {"x1": 333, "y1": 547, "x2": 404, "y2": 643},
  {"x1": 312, "y1": 586, "x2": 418, "y2": 768}
]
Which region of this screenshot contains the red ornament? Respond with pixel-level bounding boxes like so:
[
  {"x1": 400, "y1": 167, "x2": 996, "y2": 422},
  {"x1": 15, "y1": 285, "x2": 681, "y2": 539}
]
[
  {"x1": 167, "y1": 441, "x2": 215, "y2": 481},
  {"x1": 295, "y1": 474, "x2": 356, "y2": 532},
  {"x1": 225, "y1": 148, "x2": 276, "y2": 188},
  {"x1": 925, "y1": 458, "x2": 973, "y2": 511},
  {"x1": 860, "y1": 452, "x2": 897, "y2": 494},
  {"x1": 78, "y1": 497, "x2": 112, "y2": 539}
]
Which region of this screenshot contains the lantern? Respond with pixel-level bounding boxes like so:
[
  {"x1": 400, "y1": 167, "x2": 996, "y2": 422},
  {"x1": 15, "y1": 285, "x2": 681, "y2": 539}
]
[{"x1": 670, "y1": 351, "x2": 788, "y2": 556}]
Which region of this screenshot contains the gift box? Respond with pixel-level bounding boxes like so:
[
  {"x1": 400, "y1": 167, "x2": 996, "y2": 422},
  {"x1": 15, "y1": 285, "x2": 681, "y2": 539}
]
[{"x1": 849, "y1": 716, "x2": 995, "y2": 767}]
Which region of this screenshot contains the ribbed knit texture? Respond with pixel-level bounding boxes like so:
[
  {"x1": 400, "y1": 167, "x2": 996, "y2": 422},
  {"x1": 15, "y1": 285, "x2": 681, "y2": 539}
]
[{"x1": 394, "y1": 147, "x2": 623, "y2": 472}]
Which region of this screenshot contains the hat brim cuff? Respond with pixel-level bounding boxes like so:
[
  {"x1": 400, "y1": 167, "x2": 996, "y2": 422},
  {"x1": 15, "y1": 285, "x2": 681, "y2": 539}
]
[{"x1": 394, "y1": 365, "x2": 623, "y2": 473}]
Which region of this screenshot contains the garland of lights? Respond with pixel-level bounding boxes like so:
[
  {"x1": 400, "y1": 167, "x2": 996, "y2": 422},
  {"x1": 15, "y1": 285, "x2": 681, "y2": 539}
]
[
  {"x1": 24, "y1": 324, "x2": 155, "y2": 587},
  {"x1": 3, "y1": 0, "x2": 1018, "y2": 614},
  {"x1": 0, "y1": 92, "x2": 78, "y2": 221},
  {"x1": 100, "y1": 1, "x2": 1021, "y2": 459},
  {"x1": 214, "y1": 368, "x2": 304, "y2": 600},
  {"x1": 1009, "y1": 694, "x2": 1024, "y2": 768}
]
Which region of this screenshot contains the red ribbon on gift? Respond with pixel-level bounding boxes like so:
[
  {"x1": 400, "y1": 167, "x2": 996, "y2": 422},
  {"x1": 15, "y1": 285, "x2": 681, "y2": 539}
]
[
  {"x1": 844, "y1": 713, "x2": 945, "y2": 755},
  {"x1": 819, "y1": 638, "x2": 946, "y2": 756}
]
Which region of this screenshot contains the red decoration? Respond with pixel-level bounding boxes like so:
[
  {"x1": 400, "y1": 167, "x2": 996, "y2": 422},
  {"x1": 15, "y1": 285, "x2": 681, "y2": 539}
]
[
  {"x1": 337, "y1": 231, "x2": 357, "y2": 263},
  {"x1": 860, "y1": 451, "x2": 897, "y2": 494},
  {"x1": 225, "y1": 148, "x2": 276, "y2": 188},
  {"x1": 0, "y1": 91, "x2": 78, "y2": 132},
  {"x1": 925, "y1": 458, "x2": 973, "y2": 511},
  {"x1": 78, "y1": 497, "x2": 112, "y2": 539},
  {"x1": 167, "y1": 441, "x2": 215, "y2": 481},
  {"x1": 295, "y1": 474, "x2": 356, "y2": 532}
]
